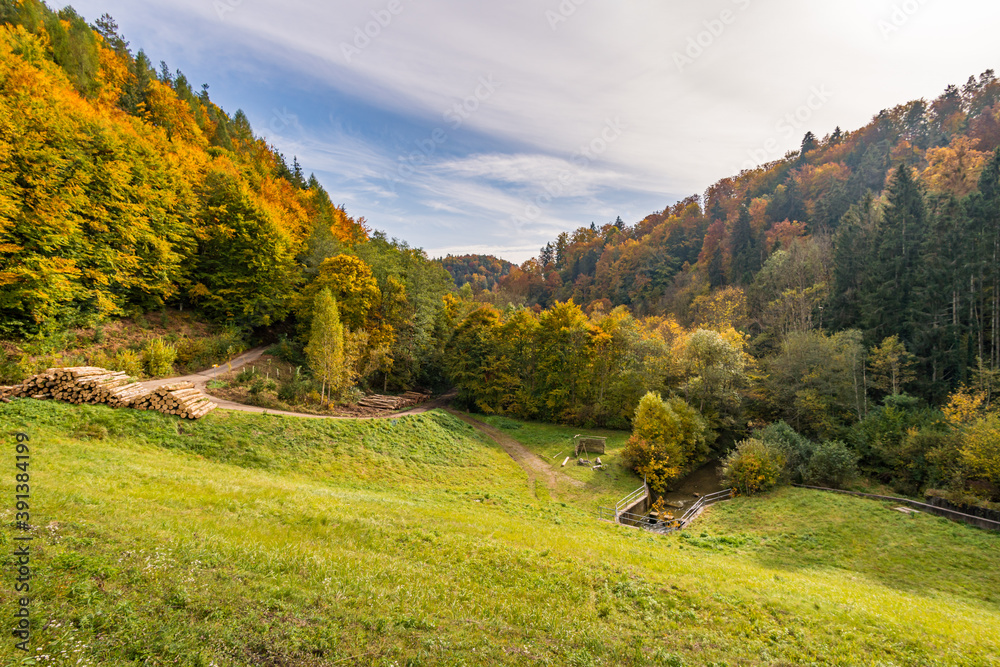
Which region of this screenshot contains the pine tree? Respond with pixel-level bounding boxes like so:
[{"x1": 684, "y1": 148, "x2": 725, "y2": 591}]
[
  {"x1": 865, "y1": 165, "x2": 928, "y2": 344},
  {"x1": 919, "y1": 193, "x2": 971, "y2": 394},
  {"x1": 965, "y1": 150, "x2": 1000, "y2": 370},
  {"x1": 830, "y1": 193, "x2": 880, "y2": 330},
  {"x1": 799, "y1": 131, "x2": 818, "y2": 160},
  {"x1": 729, "y1": 201, "x2": 758, "y2": 284}
]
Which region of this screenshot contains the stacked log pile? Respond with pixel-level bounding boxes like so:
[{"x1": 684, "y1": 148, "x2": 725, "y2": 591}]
[
  {"x1": 0, "y1": 368, "x2": 217, "y2": 419},
  {"x1": 356, "y1": 391, "x2": 430, "y2": 411},
  {"x1": 131, "y1": 381, "x2": 217, "y2": 419}
]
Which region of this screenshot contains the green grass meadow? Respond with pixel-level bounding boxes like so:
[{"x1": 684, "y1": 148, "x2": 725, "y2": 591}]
[
  {"x1": 0, "y1": 400, "x2": 998, "y2": 665},
  {"x1": 472, "y1": 414, "x2": 641, "y2": 512}
]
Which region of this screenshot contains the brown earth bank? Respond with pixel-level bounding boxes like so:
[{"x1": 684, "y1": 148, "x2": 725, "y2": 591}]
[{"x1": 657, "y1": 461, "x2": 726, "y2": 510}]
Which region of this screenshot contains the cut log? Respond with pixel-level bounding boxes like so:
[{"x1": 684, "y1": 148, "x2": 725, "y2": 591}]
[{"x1": 159, "y1": 382, "x2": 195, "y2": 392}]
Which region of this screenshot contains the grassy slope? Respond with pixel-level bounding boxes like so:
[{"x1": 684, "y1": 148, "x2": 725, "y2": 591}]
[
  {"x1": 473, "y1": 414, "x2": 640, "y2": 513},
  {"x1": 0, "y1": 401, "x2": 997, "y2": 666}
]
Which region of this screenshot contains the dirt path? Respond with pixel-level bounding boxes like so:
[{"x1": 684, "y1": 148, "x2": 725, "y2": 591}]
[
  {"x1": 105, "y1": 350, "x2": 586, "y2": 490},
  {"x1": 137, "y1": 346, "x2": 269, "y2": 393},
  {"x1": 147, "y1": 347, "x2": 444, "y2": 421},
  {"x1": 445, "y1": 409, "x2": 584, "y2": 492}
]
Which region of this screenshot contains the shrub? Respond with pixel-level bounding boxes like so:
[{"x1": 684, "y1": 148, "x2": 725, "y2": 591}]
[
  {"x1": 235, "y1": 367, "x2": 257, "y2": 384},
  {"x1": 720, "y1": 438, "x2": 786, "y2": 496},
  {"x1": 87, "y1": 349, "x2": 115, "y2": 371},
  {"x1": 175, "y1": 327, "x2": 247, "y2": 371},
  {"x1": 0, "y1": 351, "x2": 30, "y2": 384},
  {"x1": 755, "y1": 421, "x2": 814, "y2": 482},
  {"x1": 114, "y1": 349, "x2": 144, "y2": 377},
  {"x1": 276, "y1": 366, "x2": 309, "y2": 402},
  {"x1": 248, "y1": 378, "x2": 267, "y2": 397},
  {"x1": 803, "y1": 440, "x2": 859, "y2": 488},
  {"x1": 961, "y1": 413, "x2": 1000, "y2": 496},
  {"x1": 142, "y1": 338, "x2": 177, "y2": 377}
]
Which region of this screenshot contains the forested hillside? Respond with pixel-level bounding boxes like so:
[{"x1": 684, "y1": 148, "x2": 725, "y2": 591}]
[
  {"x1": 0, "y1": 0, "x2": 453, "y2": 391},
  {"x1": 471, "y1": 71, "x2": 1000, "y2": 407},
  {"x1": 439, "y1": 254, "x2": 513, "y2": 293},
  {"x1": 448, "y1": 73, "x2": 1000, "y2": 504},
  {"x1": 2, "y1": 0, "x2": 997, "y2": 504}
]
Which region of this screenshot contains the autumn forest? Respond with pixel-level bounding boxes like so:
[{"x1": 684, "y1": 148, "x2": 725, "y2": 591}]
[{"x1": 2, "y1": 0, "x2": 1000, "y2": 505}]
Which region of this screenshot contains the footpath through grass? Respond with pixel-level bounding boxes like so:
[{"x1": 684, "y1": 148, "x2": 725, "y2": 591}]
[
  {"x1": 473, "y1": 414, "x2": 640, "y2": 512},
  {"x1": 1, "y1": 400, "x2": 998, "y2": 666}
]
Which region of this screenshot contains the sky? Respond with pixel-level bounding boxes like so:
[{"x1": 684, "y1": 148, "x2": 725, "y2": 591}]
[{"x1": 53, "y1": 0, "x2": 1000, "y2": 263}]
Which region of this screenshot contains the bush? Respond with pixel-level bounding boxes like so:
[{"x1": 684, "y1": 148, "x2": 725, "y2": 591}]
[
  {"x1": 0, "y1": 351, "x2": 30, "y2": 384},
  {"x1": 235, "y1": 367, "x2": 257, "y2": 384},
  {"x1": 276, "y1": 365, "x2": 309, "y2": 402},
  {"x1": 114, "y1": 349, "x2": 144, "y2": 377},
  {"x1": 755, "y1": 421, "x2": 814, "y2": 482},
  {"x1": 175, "y1": 327, "x2": 247, "y2": 371},
  {"x1": 271, "y1": 336, "x2": 306, "y2": 366},
  {"x1": 142, "y1": 338, "x2": 177, "y2": 377},
  {"x1": 87, "y1": 349, "x2": 115, "y2": 371},
  {"x1": 720, "y1": 438, "x2": 786, "y2": 496},
  {"x1": 803, "y1": 440, "x2": 859, "y2": 488},
  {"x1": 961, "y1": 413, "x2": 1000, "y2": 496}
]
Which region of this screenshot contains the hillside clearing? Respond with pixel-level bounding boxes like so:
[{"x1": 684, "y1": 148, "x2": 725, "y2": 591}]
[{"x1": 0, "y1": 400, "x2": 997, "y2": 666}]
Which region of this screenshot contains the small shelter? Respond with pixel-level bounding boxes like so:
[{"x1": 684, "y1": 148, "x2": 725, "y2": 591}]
[{"x1": 574, "y1": 434, "x2": 607, "y2": 456}]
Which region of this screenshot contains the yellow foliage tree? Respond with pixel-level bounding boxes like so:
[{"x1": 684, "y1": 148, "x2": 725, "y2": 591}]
[
  {"x1": 961, "y1": 414, "x2": 1000, "y2": 489},
  {"x1": 922, "y1": 137, "x2": 989, "y2": 197}
]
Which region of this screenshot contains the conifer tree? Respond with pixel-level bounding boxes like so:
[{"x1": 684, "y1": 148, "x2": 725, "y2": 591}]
[
  {"x1": 729, "y1": 202, "x2": 758, "y2": 284},
  {"x1": 968, "y1": 149, "x2": 1000, "y2": 370},
  {"x1": 865, "y1": 165, "x2": 928, "y2": 344},
  {"x1": 830, "y1": 193, "x2": 879, "y2": 331}
]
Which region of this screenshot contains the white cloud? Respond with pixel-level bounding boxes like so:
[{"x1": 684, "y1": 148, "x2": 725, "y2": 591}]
[{"x1": 54, "y1": 0, "x2": 1000, "y2": 263}]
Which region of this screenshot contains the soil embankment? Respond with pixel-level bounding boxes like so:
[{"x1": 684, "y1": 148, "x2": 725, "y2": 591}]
[{"x1": 659, "y1": 461, "x2": 725, "y2": 509}]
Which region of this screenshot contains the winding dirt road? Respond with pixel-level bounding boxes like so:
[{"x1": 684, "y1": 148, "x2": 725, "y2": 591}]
[
  {"x1": 158, "y1": 350, "x2": 561, "y2": 486},
  {"x1": 147, "y1": 347, "x2": 447, "y2": 420}
]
